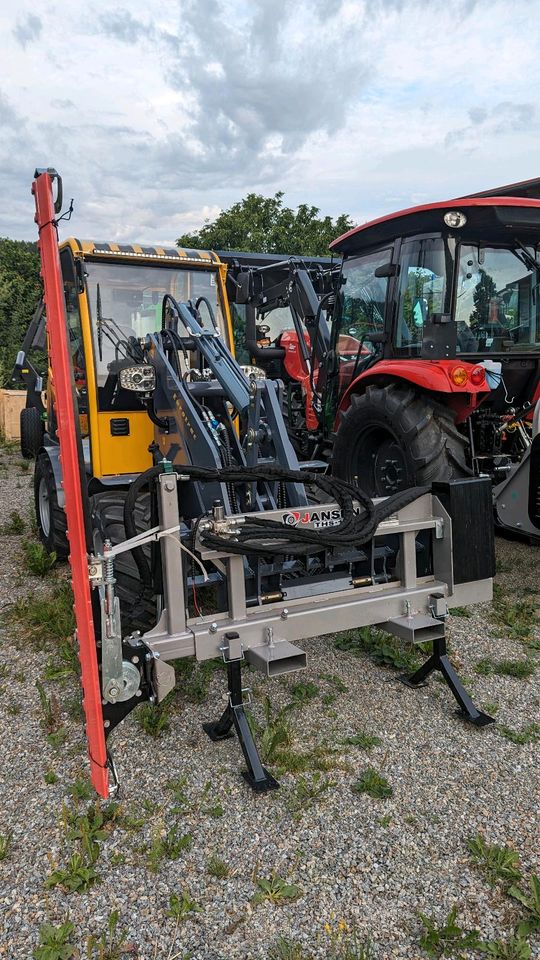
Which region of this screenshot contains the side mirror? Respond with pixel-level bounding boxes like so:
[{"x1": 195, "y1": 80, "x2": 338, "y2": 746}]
[
  {"x1": 374, "y1": 262, "x2": 399, "y2": 278},
  {"x1": 118, "y1": 364, "x2": 156, "y2": 393}
]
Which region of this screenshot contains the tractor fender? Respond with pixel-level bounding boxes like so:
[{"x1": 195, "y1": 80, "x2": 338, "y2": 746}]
[
  {"x1": 39, "y1": 441, "x2": 65, "y2": 507},
  {"x1": 336, "y1": 359, "x2": 490, "y2": 427}
]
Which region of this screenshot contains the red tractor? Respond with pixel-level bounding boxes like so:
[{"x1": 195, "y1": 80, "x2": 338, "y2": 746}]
[{"x1": 223, "y1": 178, "x2": 540, "y2": 499}]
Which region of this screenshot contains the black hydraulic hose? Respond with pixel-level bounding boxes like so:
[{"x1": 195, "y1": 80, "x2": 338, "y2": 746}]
[{"x1": 123, "y1": 465, "x2": 165, "y2": 586}]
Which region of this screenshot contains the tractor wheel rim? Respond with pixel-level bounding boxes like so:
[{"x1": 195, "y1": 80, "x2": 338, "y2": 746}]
[
  {"x1": 38, "y1": 477, "x2": 51, "y2": 537},
  {"x1": 373, "y1": 440, "x2": 407, "y2": 494}
]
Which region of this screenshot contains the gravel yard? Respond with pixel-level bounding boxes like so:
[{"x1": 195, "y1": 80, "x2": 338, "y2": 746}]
[{"x1": 0, "y1": 444, "x2": 539, "y2": 960}]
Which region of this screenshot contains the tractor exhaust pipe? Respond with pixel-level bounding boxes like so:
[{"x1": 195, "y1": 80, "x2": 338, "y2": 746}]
[{"x1": 245, "y1": 632, "x2": 307, "y2": 677}]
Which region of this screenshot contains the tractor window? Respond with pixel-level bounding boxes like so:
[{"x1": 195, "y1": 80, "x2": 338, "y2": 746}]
[
  {"x1": 455, "y1": 245, "x2": 540, "y2": 353},
  {"x1": 337, "y1": 248, "x2": 391, "y2": 358},
  {"x1": 394, "y1": 238, "x2": 449, "y2": 355},
  {"x1": 84, "y1": 261, "x2": 225, "y2": 411}
]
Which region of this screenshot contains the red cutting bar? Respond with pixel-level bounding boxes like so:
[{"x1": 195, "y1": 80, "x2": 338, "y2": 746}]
[{"x1": 32, "y1": 171, "x2": 108, "y2": 797}]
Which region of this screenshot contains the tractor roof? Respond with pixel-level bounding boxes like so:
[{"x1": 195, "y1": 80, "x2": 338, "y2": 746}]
[
  {"x1": 63, "y1": 238, "x2": 221, "y2": 264},
  {"x1": 331, "y1": 187, "x2": 540, "y2": 256}
]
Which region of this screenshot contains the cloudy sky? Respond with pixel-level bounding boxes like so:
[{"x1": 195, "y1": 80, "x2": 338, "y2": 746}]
[{"x1": 1, "y1": 0, "x2": 538, "y2": 246}]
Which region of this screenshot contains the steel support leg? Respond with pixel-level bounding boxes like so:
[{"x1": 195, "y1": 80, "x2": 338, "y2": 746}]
[
  {"x1": 401, "y1": 636, "x2": 495, "y2": 727},
  {"x1": 203, "y1": 660, "x2": 279, "y2": 792}
]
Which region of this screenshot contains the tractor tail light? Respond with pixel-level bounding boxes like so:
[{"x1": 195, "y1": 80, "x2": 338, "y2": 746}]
[
  {"x1": 470, "y1": 366, "x2": 486, "y2": 386},
  {"x1": 450, "y1": 365, "x2": 469, "y2": 387}
]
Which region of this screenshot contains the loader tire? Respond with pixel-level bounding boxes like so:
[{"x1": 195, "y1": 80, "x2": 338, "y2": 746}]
[
  {"x1": 90, "y1": 491, "x2": 157, "y2": 637},
  {"x1": 331, "y1": 382, "x2": 470, "y2": 497},
  {"x1": 34, "y1": 452, "x2": 69, "y2": 559},
  {"x1": 20, "y1": 406, "x2": 44, "y2": 460}
]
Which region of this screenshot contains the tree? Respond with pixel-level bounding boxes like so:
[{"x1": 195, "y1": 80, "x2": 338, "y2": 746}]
[
  {"x1": 177, "y1": 192, "x2": 355, "y2": 257},
  {"x1": 469, "y1": 269, "x2": 498, "y2": 329},
  {"x1": 0, "y1": 238, "x2": 42, "y2": 387}
]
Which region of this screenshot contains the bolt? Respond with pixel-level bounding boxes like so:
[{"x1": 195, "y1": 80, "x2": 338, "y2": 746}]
[
  {"x1": 104, "y1": 719, "x2": 110, "y2": 728},
  {"x1": 145, "y1": 652, "x2": 153, "y2": 661},
  {"x1": 210, "y1": 622, "x2": 218, "y2": 634},
  {"x1": 135, "y1": 689, "x2": 142, "y2": 697},
  {"x1": 164, "y1": 480, "x2": 175, "y2": 492},
  {"x1": 131, "y1": 656, "x2": 140, "y2": 664},
  {"x1": 109, "y1": 686, "x2": 119, "y2": 698},
  {"x1": 281, "y1": 608, "x2": 289, "y2": 620}
]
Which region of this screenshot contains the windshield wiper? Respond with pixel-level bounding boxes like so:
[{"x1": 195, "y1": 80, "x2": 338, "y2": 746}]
[{"x1": 513, "y1": 239, "x2": 540, "y2": 276}]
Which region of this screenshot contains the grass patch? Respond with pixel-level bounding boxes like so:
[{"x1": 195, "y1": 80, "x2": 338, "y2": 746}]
[
  {"x1": 146, "y1": 824, "x2": 192, "y2": 872},
  {"x1": 2, "y1": 510, "x2": 25, "y2": 534},
  {"x1": 289, "y1": 772, "x2": 335, "y2": 815},
  {"x1": 165, "y1": 889, "x2": 201, "y2": 922},
  {"x1": 478, "y1": 934, "x2": 531, "y2": 958},
  {"x1": 334, "y1": 626, "x2": 421, "y2": 672},
  {"x1": 252, "y1": 871, "x2": 302, "y2": 906},
  {"x1": 207, "y1": 854, "x2": 230, "y2": 879},
  {"x1": 11, "y1": 581, "x2": 75, "y2": 646},
  {"x1": 136, "y1": 696, "x2": 173, "y2": 737},
  {"x1": 22, "y1": 539, "x2": 56, "y2": 576},
  {"x1": 85, "y1": 909, "x2": 130, "y2": 959},
  {"x1": 46, "y1": 852, "x2": 99, "y2": 893},
  {"x1": 35, "y1": 680, "x2": 63, "y2": 737},
  {"x1": 352, "y1": 768, "x2": 392, "y2": 800},
  {"x1": 0, "y1": 832, "x2": 12, "y2": 861},
  {"x1": 174, "y1": 656, "x2": 224, "y2": 703},
  {"x1": 474, "y1": 658, "x2": 536, "y2": 679},
  {"x1": 498, "y1": 723, "x2": 540, "y2": 745},
  {"x1": 449, "y1": 606, "x2": 472, "y2": 618},
  {"x1": 467, "y1": 833, "x2": 521, "y2": 887},
  {"x1": 341, "y1": 730, "x2": 382, "y2": 751},
  {"x1": 508, "y1": 875, "x2": 540, "y2": 937},
  {"x1": 492, "y1": 591, "x2": 538, "y2": 640},
  {"x1": 268, "y1": 937, "x2": 311, "y2": 960},
  {"x1": 289, "y1": 681, "x2": 319, "y2": 704}
]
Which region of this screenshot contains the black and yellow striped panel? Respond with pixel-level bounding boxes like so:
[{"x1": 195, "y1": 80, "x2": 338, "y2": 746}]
[{"x1": 85, "y1": 241, "x2": 220, "y2": 263}]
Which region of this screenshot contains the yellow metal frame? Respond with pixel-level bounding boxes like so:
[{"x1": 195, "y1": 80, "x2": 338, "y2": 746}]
[{"x1": 60, "y1": 238, "x2": 235, "y2": 480}]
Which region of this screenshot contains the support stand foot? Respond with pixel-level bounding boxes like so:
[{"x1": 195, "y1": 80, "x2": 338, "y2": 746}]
[
  {"x1": 400, "y1": 636, "x2": 495, "y2": 727},
  {"x1": 203, "y1": 659, "x2": 279, "y2": 792}
]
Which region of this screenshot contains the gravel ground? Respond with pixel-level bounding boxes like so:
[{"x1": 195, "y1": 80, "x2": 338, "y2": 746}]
[{"x1": 0, "y1": 444, "x2": 539, "y2": 960}]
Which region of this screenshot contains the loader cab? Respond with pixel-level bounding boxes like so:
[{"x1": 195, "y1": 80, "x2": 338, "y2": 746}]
[{"x1": 48, "y1": 240, "x2": 233, "y2": 480}]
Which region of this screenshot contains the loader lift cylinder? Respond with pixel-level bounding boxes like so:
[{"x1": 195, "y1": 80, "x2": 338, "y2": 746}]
[{"x1": 32, "y1": 169, "x2": 109, "y2": 797}]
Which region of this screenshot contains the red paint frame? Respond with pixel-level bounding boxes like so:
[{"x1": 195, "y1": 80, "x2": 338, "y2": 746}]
[{"x1": 32, "y1": 172, "x2": 108, "y2": 797}]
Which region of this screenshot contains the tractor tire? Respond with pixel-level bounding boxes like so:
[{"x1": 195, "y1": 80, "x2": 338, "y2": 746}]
[
  {"x1": 20, "y1": 406, "x2": 44, "y2": 460},
  {"x1": 331, "y1": 382, "x2": 470, "y2": 497},
  {"x1": 90, "y1": 491, "x2": 157, "y2": 638},
  {"x1": 34, "y1": 452, "x2": 69, "y2": 559}
]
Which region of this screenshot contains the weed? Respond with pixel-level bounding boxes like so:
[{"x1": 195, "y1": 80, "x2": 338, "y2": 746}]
[
  {"x1": 47, "y1": 730, "x2": 68, "y2": 749},
  {"x1": 319, "y1": 672, "x2": 348, "y2": 692},
  {"x1": 174, "y1": 657, "x2": 223, "y2": 703},
  {"x1": 206, "y1": 854, "x2": 229, "y2": 879},
  {"x1": 352, "y1": 768, "x2": 393, "y2": 800},
  {"x1": 268, "y1": 937, "x2": 311, "y2": 960},
  {"x1": 342, "y1": 730, "x2": 382, "y2": 751},
  {"x1": 289, "y1": 681, "x2": 319, "y2": 704},
  {"x1": 257, "y1": 696, "x2": 294, "y2": 763},
  {"x1": 46, "y1": 852, "x2": 99, "y2": 893},
  {"x1": 85, "y1": 909, "x2": 130, "y2": 959},
  {"x1": 44, "y1": 641, "x2": 79, "y2": 681},
  {"x1": 36, "y1": 680, "x2": 63, "y2": 736},
  {"x1": 478, "y1": 935, "x2": 531, "y2": 959},
  {"x1": 481, "y1": 700, "x2": 499, "y2": 717},
  {"x1": 449, "y1": 606, "x2": 472, "y2": 618},
  {"x1": 147, "y1": 825, "x2": 192, "y2": 872},
  {"x1": 0, "y1": 832, "x2": 12, "y2": 861},
  {"x1": 252, "y1": 871, "x2": 302, "y2": 905},
  {"x1": 33, "y1": 920, "x2": 77, "y2": 960},
  {"x1": 474, "y1": 658, "x2": 536, "y2": 679},
  {"x1": 290, "y1": 773, "x2": 335, "y2": 814},
  {"x1": 68, "y1": 776, "x2": 94, "y2": 803},
  {"x1": 63, "y1": 804, "x2": 111, "y2": 864},
  {"x1": 136, "y1": 698, "x2": 172, "y2": 737},
  {"x1": 165, "y1": 890, "x2": 201, "y2": 922},
  {"x1": 323, "y1": 922, "x2": 374, "y2": 959},
  {"x1": 166, "y1": 776, "x2": 189, "y2": 813},
  {"x1": 23, "y1": 539, "x2": 57, "y2": 576},
  {"x1": 2, "y1": 510, "x2": 25, "y2": 534},
  {"x1": 11, "y1": 582, "x2": 75, "y2": 645},
  {"x1": 66, "y1": 693, "x2": 83, "y2": 721},
  {"x1": 508, "y1": 875, "x2": 540, "y2": 936},
  {"x1": 467, "y1": 834, "x2": 521, "y2": 887},
  {"x1": 492, "y1": 593, "x2": 537, "y2": 640},
  {"x1": 417, "y1": 905, "x2": 480, "y2": 958},
  {"x1": 378, "y1": 815, "x2": 392, "y2": 827},
  {"x1": 498, "y1": 723, "x2": 540, "y2": 745},
  {"x1": 6, "y1": 700, "x2": 21, "y2": 716},
  {"x1": 322, "y1": 693, "x2": 337, "y2": 705},
  {"x1": 19, "y1": 459, "x2": 30, "y2": 472},
  {"x1": 44, "y1": 769, "x2": 58, "y2": 785},
  {"x1": 334, "y1": 626, "x2": 421, "y2": 672}
]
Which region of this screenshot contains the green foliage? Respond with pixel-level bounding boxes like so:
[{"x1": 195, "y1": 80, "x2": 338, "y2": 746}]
[
  {"x1": 324, "y1": 924, "x2": 374, "y2": 960},
  {"x1": 46, "y1": 852, "x2": 99, "y2": 893},
  {"x1": 11, "y1": 581, "x2": 75, "y2": 645},
  {"x1": 498, "y1": 723, "x2": 540, "y2": 745},
  {"x1": 252, "y1": 871, "x2": 302, "y2": 905},
  {"x1": 174, "y1": 656, "x2": 223, "y2": 703},
  {"x1": 334, "y1": 626, "x2": 421, "y2": 672},
  {"x1": 467, "y1": 834, "x2": 521, "y2": 887},
  {"x1": 289, "y1": 681, "x2": 319, "y2": 704},
  {"x1": 206, "y1": 854, "x2": 230, "y2": 879},
  {"x1": 491, "y1": 592, "x2": 537, "y2": 640},
  {"x1": 165, "y1": 890, "x2": 201, "y2": 922},
  {"x1": 256, "y1": 696, "x2": 294, "y2": 763},
  {"x1": 449, "y1": 606, "x2": 472, "y2": 618},
  {"x1": 22, "y1": 540, "x2": 57, "y2": 576},
  {"x1": 352, "y1": 768, "x2": 393, "y2": 800},
  {"x1": 136, "y1": 698, "x2": 172, "y2": 737},
  {"x1": 342, "y1": 730, "x2": 382, "y2": 750},
  {"x1": 44, "y1": 769, "x2": 58, "y2": 785},
  {"x1": 417, "y1": 905, "x2": 481, "y2": 957},
  {"x1": 289, "y1": 773, "x2": 335, "y2": 814},
  {"x1": 33, "y1": 921, "x2": 76, "y2": 960},
  {"x1": 474, "y1": 658, "x2": 536, "y2": 679},
  {"x1": 478, "y1": 935, "x2": 531, "y2": 959},
  {"x1": 2, "y1": 509, "x2": 25, "y2": 534},
  {"x1": 85, "y1": 910, "x2": 129, "y2": 960},
  {"x1": 147, "y1": 824, "x2": 192, "y2": 872},
  {"x1": 268, "y1": 937, "x2": 311, "y2": 960},
  {"x1": 508, "y1": 875, "x2": 540, "y2": 936},
  {"x1": 35, "y1": 680, "x2": 62, "y2": 736},
  {"x1": 178, "y1": 192, "x2": 354, "y2": 257},
  {"x1": 0, "y1": 237, "x2": 42, "y2": 388},
  {"x1": 0, "y1": 831, "x2": 12, "y2": 860}
]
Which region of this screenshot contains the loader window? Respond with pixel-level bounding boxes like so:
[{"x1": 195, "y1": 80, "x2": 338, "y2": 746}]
[
  {"x1": 336, "y1": 248, "x2": 391, "y2": 355},
  {"x1": 455, "y1": 244, "x2": 540, "y2": 353},
  {"x1": 394, "y1": 238, "x2": 449, "y2": 355},
  {"x1": 85, "y1": 261, "x2": 225, "y2": 411}
]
